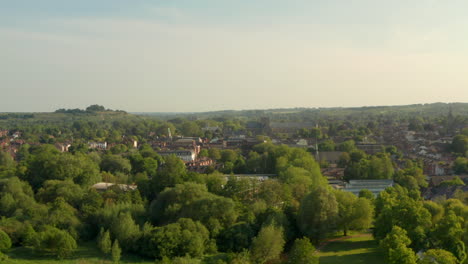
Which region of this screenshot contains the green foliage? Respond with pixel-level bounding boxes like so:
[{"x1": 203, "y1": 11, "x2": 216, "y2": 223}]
[
  {"x1": 109, "y1": 212, "x2": 141, "y2": 252},
  {"x1": 151, "y1": 155, "x2": 187, "y2": 194},
  {"x1": 334, "y1": 191, "x2": 374, "y2": 236},
  {"x1": 150, "y1": 183, "x2": 238, "y2": 234},
  {"x1": 250, "y1": 225, "x2": 285, "y2": 264},
  {"x1": 374, "y1": 185, "x2": 431, "y2": 250},
  {"x1": 394, "y1": 163, "x2": 427, "y2": 189},
  {"x1": 344, "y1": 152, "x2": 394, "y2": 180},
  {"x1": 97, "y1": 228, "x2": 112, "y2": 254},
  {"x1": 1, "y1": 105, "x2": 468, "y2": 262},
  {"x1": 422, "y1": 201, "x2": 444, "y2": 225},
  {"x1": 452, "y1": 134, "x2": 468, "y2": 155},
  {"x1": 112, "y1": 240, "x2": 121, "y2": 263},
  {"x1": 36, "y1": 180, "x2": 85, "y2": 208},
  {"x1": 0, "y1": 229, "x2": 12, "y2": 252},
  {"x1": 430, "y1": 210, "x2": 466, "y2": 262},
  {"x1": 140, "y1": 218, "x2": 210, "y2": 259},
  {"x1": 22, "y1": 146, "x2": 101, "y2": 188},
  {"x1": 419, "y1": 249, "x2": 458, "y2": 264},
  {"x1": 217, "y1": 222, "x2": 255, "y2": 253},
  {"x1": 318, "y1": 140, "x2": 335, "y2": 151},
  {"x1": 298, "y1": 186, "x2": 338, "y2": 242},
  {"x1": 453, "y1": 157, "x2": 468, "y2": 174},
  {"x1": 358, "y1": 189, "x2": 375, "y2": 201},
  {"x1": 380, "y1": 226, "x2": 417, "y2": 264},
  {"x1": 337, "y1": 140, "x2": 356, "y2": 152},
  {"x1": 33, "y1": 226, "x2": 77, "y2": 259},
  {"x1": 439, "y1": 176, "x2": 465, "y2": 187},
  {"x1": 101, "y1": 154, "x2": 132, "y2": 175},
  {"x1": 204, "y1": 172, "x2": 226, "y2": 195},
  {"x1": 287, "y1": 237, "x2": 318, "y2": 264},
  {"x1": 86, "y1": 105, "x2": 106, "y2": 112},
  {"x1": 47, "y1": 197, "x2": 82, "y2": 239}
]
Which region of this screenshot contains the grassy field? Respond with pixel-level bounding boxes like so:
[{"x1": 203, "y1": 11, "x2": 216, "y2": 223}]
[
  {"x1": 3, "y1": 243, "x2": 154, "y2": 264},
  {"x1": 317, "y1": 233, "x2": 387, "y2": 264}
]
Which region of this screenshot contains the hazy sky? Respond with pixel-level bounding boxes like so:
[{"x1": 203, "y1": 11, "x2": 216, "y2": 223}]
[{"x1": 1, "y1": 0, "x2": 468, "y2": 112}]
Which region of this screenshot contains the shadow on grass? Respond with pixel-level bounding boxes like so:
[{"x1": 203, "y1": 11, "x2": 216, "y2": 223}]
[
  {"x1": 320, "y1": 239, "x2": 380, "y2": 253},
  {"x1": 320, "y1": 251, "x2": 386, "y2": 264},
  {"x1": 318, "y1": 234, "x2": 387, "y2": 264}
]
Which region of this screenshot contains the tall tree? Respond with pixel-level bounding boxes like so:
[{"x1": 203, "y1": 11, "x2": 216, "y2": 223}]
[
  {"x1": 298, "y1": 186, "x2": 338, "y2": 243},
  {"x1": 97, "y1": 228, "x2": 112, "y2": 254},
  {"x1": 287, "y1": 237, "x2": 318, "y2": 264},
  {"x1": 380, "y1": 226, "x2": 417, "y2": 264},
  {"x1": 250, "y1": 225, "x2": 285, "y2": 264},
  {"x1": 112, "y1": 240, "x2": 121, "y2": 263}
]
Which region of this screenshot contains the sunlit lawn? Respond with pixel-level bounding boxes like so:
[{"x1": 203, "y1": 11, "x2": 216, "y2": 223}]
[
  {"x1": 4, "y1": 242, "x2": 154, "y2": 264},
  {"x1": 317, "y1": 233, "x2": 387, "y2": 264}
]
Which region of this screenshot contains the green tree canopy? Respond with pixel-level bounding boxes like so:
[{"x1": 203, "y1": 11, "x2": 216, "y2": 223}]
[
  {"x1": 287, "y1": 237, "x2": 318, "y2": 264},
  {"x1": 250, "y1": 225, "x2": 285, "y2": 264},
  {"x1": 298, "y1": 186, "x2": 338, "y2": 242}
]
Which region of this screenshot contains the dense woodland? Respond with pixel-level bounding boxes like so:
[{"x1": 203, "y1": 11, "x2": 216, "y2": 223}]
[{"x1": 0, "y1": 103, "x2": 467, "y2": 264}]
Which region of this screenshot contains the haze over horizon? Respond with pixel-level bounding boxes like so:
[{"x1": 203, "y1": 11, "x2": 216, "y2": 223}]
[{"x1": 2, "y1": 0, "x2": 468, "y2": 112}]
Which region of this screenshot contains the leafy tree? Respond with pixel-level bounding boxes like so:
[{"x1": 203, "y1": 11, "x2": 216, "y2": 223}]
[
  {"x1": 337, "y1": 140, "x2": 356, "y2": 152},
  {"x1": 0, "y1": 151, "x2": 15, "y2": 178},
  {"x1": 204, "y1": 172, "x2": 226, "y2": 195},
  {"x1": 374, "y1": 186, "x2": 431, "y2": 250},
  {"x1": 351, "y1": 198, "x2": 374, "y2": 230},
  {"x1": 334, "y1": 190, "x2": 356, "y2": 236},
  {"x1": 250, "y1": 225, "x2": 285, "y2": 264},
  {"x1": 140, "y1": 218, "x2": 210, "y2": 259},
  {"x1": 419, "y1": 249, "x2": 458, "y2": 264},
  {"x1": 380, "y1": 226, "x2": 417, "y2": 264},
  {"x1": 453, "y1": 157, "x2": 468, "y2": 174},
  {"x1": 334, "y1": 191, "x2": 374, "y2": 236},
  {"x1": 101, "y1": 154, "x2": 132, "y2": 175},
  {"x1": 430, "y1": 210, "x2": 466, "y2": 262},
  {"x1": 86, "y1": 104, "x2": 106, "y2": 112},
  {"x1": 256, "y1": 180, "x2": 292, "y2": 208},
  {"x1": 358, "y1": 189, "x2": 375, "y2": 201},
  {"x1": 298, "y1": 186, "x2": 338, "y2": 242},
  {"x1": 0, "y1": 230, "x2": 12, "y2": 252},
  {"x1": 97, "y1": 228, "x2": 112, "y2": 254},
  {"x1": 222, "y1": 177, "x2": 255, "y2": 202},
  {"x1": 337, "y1": 152, "x2": 351, "y2": 168},
  {"x1": 423, "y1": 201, "x2": 444, "y2": 225},
  {"x1": 150, "y1": 183, "x2": 238, "y2": 231},
  {"x1": 439, "y1": 176, "x2": 465, "y2": 187},
  {"x1": 287, "y1": 237, "x2": 318, "y2": 264},
  {"x1": 110, "y1": 212, "x2": 141, "y2": 252},
  {"x1": 394, "y1": 161, "x2": 427, "y2": 189},
  {"x1": 110, "y1": 144, "x2": 128, "y2": 154},
  {"x1": 44, "y1": 197, "x2": 81, "y2": 241},
  {"x1": 34, "y1": 226, "x2": 77, "y2": 259},
  {"x1": 208, "y1": 148, "x2": 222, "y2": 160},
  {"x1": 22, "y1": 146, "x2": 101, "y2": 188},
  {"x1": 36, "y1": 180, "x2": 84, "y2": 208},
  {"x1": 217, "y1": 222, "x2": 255, "y2": 253},
  {"x1": 221, "y1": 149, "x2": 239, "y2": 163},
  {"x1": 318, "y1": 140, "x2": 335, "y2": 151},
  {"x1": 452, "y1": 134, "x2": 468, "y2": 155},
  {"x1": 112, "y1": 240, "x2": 121, "y2": 263},
  {"x1": 152, "y1": 155, "x2": 187, "y2": 194}
]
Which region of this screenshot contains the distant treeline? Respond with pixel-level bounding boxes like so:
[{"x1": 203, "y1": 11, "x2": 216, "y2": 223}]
[
  {"x1": 55, "y1": 105, "x2": 126, "y2": 114},
  {"x1": 0, "y1": 113, "x2": 34, "y2": 120}
]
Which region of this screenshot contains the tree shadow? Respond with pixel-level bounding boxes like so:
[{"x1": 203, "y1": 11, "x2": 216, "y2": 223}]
[{"x1": 320, "y1": 252, "x2": 387, "y2": 264}]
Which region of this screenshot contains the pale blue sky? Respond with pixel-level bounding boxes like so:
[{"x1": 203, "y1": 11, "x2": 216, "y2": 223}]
[{"x1": 1, "y1": 1, "x2": 468, "y2": 112}]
